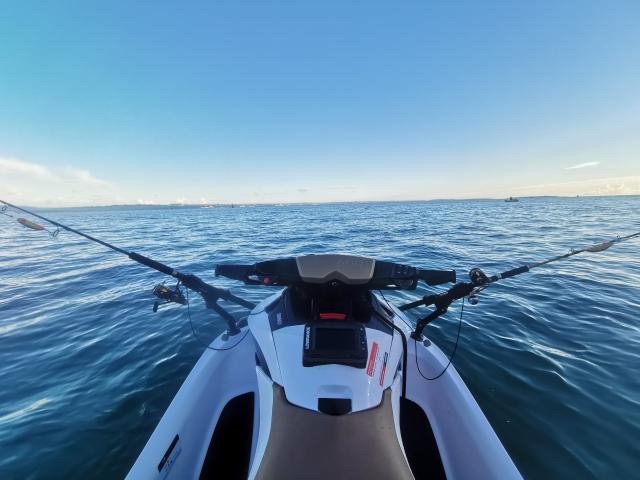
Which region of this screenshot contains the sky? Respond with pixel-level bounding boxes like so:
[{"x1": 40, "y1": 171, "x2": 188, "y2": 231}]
[{"x1": 1, "y1": 1, "x2": 639, "y2": 206}]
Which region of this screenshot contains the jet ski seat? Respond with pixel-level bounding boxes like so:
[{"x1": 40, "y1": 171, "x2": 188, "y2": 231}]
[{"x1": 255, "y1": 385, "x2": 414, "y2": 480}]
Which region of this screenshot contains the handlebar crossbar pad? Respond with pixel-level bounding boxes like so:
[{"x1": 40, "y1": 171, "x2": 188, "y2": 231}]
[
  {"x1": 417, "y1": 269, "x2": 456, "y2": 286},
  {"x1": 215, "y1": 264, "x2": 255, "y2": 282}
]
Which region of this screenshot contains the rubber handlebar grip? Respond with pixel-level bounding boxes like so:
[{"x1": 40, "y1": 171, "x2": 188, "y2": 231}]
[
  {"x1": 215, "y1": 264, "x2": 255, "y2": 281},
  {"x1": 417, "y1": 269, "x2": 457, "y2": 286}
]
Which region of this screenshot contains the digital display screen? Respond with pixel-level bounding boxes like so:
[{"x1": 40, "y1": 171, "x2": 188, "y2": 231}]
[{"x1": 314, "y1": 328, "x2": 356, "y2": 351}]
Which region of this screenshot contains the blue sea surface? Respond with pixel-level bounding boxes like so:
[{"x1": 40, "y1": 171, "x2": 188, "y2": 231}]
[{"x1": 0, "y1": 197, "x2": 639, "y2": 479}]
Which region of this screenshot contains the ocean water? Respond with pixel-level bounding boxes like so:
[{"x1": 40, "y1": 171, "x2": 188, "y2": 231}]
[{"x1": 0, "y1": 197, "x2": 639, "y2": 480}]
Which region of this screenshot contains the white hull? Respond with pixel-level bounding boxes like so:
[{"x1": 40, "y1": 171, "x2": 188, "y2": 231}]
[{"x1": 127, "y1": 292, "x2": 521, "y2": 479}]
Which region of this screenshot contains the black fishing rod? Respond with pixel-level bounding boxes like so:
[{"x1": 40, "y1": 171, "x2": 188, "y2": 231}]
[
  {"x1": 468, "y1": 231, "x2": 640, "y2": 287},
  {"x1": 402, "y1": 231, "x2": 640, "y2": 339},
  {"x1": 1, "y1": 203, "x2": 60, "y2": 237},
  {"x1": 0, "y1": 199, "x2": 255, "y2": 334}
]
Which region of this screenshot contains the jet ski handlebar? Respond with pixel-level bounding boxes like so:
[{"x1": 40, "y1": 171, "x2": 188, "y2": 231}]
[
  {"x1": 4, "y1": 199, "x2": 637, "y2": 341},
  {"x1": 215, "y1": 257, "x2": 456, "y2": 289}
]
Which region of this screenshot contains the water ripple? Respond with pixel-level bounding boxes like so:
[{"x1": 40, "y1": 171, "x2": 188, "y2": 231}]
[{"x1": 0, "y1": 197, "x2": 639, "y2": 479}]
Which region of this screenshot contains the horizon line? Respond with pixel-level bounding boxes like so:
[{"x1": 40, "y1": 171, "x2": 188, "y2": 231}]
[{"x1": 4, "y1": 192, "x2": 638, "y2": 210}]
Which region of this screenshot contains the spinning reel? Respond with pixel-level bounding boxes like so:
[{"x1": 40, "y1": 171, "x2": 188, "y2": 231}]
[
  {"x1": 467, "y1": 267, "x2": 491, "y2": 305},
  {"x1": 152, "y1": 281, "x2": 187, "y2": 312}
]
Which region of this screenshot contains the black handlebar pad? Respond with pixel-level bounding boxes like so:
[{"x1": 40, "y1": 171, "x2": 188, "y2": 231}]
[
  {"x1": 217, "y1": 258, "x2": 456, "y2": 289},
  {"x1": 216, "y1": 259, "x2": 301, "y2": 285},
  {"x1": 215, "y1": 264, "x2": 256, "y2": 282},
  {"x1": 372, "y1": 261, "x2": 455, "y2": 288},
  {"x1": 417, "y1": 269, "x2": 456, "y2": 286}
]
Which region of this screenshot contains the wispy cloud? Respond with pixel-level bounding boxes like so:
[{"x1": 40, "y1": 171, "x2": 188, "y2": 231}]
[
  {"x1": 0, "y1": 156, "x2": 110, "y2": 186},
  {"x1": 0, "y1": 157, "x2": 52, "y2": 177},
  {"x1": 565, "y1": 161, "x2": 600, "y2": 170},
  {"x1": 63, "y1": 167, "x2": 110, "y2": 186},
  {"x1": 0, "y1": 156, "x2": 114, "y2": 206},
  {"x1": 515, "y1": 176, "x2": 640, "y2": 196}
]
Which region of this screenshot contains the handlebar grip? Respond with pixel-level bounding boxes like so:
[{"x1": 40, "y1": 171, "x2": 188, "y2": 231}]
[
  {"x1": 215, "y1": 264, "x2": 255, "y2": 282},
  {"x1": 417, "y1": 269, "x2": 456, "y2": 286}
]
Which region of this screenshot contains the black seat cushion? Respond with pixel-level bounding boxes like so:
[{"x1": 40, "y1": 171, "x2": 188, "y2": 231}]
[{"x1": 255, "y1": 386, "x2": 414, "y2": 480}]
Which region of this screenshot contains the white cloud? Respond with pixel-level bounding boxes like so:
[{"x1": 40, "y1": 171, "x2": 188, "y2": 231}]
[
  {"x1": 0, "y1": 157, "x2": 109, "y2": 186},
  {"x1": 515, "y1": 176, "x2": 640, "y2": 196},
  {"x1": 565, "y1": 161, "x2": 600, "y2": 170},
  {"x1": 63, "y1": 167, "x2": 110, "y2": 186},
  {"x1": 0, "y1": 157, "x2": 110, "y2": 186},
  {"x1": 0, "y1": 157, "x2": 53, "y2": 178},
  {"x1": 0, "y1": 156, "x2": 113, "y2": 206}
]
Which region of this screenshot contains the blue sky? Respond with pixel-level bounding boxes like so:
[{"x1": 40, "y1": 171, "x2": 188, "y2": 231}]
[{"x1": 1, "y1": 1, "x2": 639, "y2": 206}]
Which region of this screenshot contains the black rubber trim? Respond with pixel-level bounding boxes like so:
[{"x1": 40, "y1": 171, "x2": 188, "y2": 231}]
[
  {"x1": 199, "y1": 393, "x2": 255, "y2": 480},
  {"x1": 318, "y1": 398, "x2": 352, "y2": 415},
  {"x1": 400, "y1": 397, "x2": 447, "y2": 479}
]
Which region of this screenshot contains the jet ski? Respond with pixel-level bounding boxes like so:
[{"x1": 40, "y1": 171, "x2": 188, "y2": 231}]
[
  {"x1": 127, "y1": 255, "x2": 522, "y2": 480},
  {"x1": 2, "y1": 199, "x2": 637, "y2": 480}
]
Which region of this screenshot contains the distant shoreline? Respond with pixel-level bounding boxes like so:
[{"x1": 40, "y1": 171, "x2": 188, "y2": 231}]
[{"x1": 8, "y1": 194, "x2": 639, "y2": 210}]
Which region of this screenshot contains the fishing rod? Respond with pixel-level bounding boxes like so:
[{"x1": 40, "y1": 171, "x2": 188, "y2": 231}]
[
  {"x1": 0, "y1": 199, "x2": 255, "y2": 334},
  {"x1": 401, "y1": 231, "x2": 640, "y2": 339},
  {"x1": 467, "y1": 231, "x2": 640, "y2": 288},
  {"x1": 4, "y1": 198, "x2": 637, "y2": 340},
  {"x1": 1, "y1": 204, "x2": 60, "y2": 237}
]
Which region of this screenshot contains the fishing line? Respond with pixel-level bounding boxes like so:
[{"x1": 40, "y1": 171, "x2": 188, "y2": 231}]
[
  {"x1": 1, "y1": 204, "x2": 60, "y2": 237},
  {"x1": 1, "y1": 205, "x2": 13, "y2": 217},
  {"x1": 379, "y1": 289, "x2": 464, "y2": 382},
  {"x1": 415, "y1": 298, "x2": 464, "y2": 381},
  {"x1": 185, "y1": 288, "x2": 248, "y2": 351},
  {"x1": 0, "y1": 199, "x2": 251, "y2": 335}
]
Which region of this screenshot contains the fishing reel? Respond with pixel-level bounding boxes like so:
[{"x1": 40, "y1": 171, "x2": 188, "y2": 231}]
[
  {"x1": 152, "y1": 281, "x2": 187, "y2": 312},
  {"x1": 467, "y1": 268, "x2": 491, "y2": 305}
]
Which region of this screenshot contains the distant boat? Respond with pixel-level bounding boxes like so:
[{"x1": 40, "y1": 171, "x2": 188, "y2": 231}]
[{"x1": 504, "y1": 197, "x2": 519, "y2": 202}]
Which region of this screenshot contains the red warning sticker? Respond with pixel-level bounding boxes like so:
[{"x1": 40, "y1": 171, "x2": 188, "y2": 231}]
[
  {"x1": 366, "y1": 342, "x2": 379, "y2": 377},
  {"x1": 379, "y1": 352, "x2": 389, "y2": 386}
]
